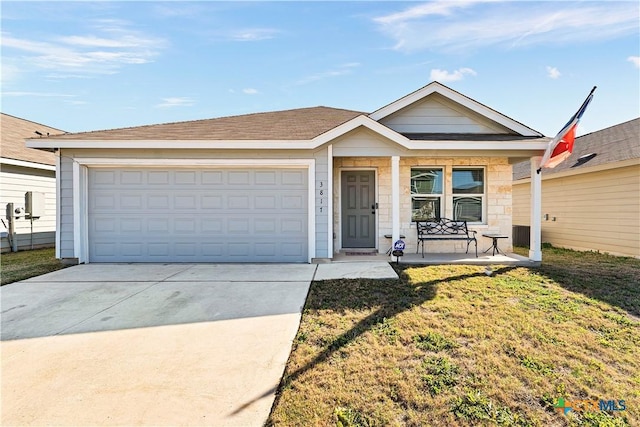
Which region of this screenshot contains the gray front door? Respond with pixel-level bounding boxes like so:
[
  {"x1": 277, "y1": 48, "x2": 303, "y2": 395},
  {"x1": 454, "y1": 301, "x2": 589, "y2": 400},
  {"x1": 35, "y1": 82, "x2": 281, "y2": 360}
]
[{"x1": 341, "y1": 171, "x2": 376, "y2": 248}]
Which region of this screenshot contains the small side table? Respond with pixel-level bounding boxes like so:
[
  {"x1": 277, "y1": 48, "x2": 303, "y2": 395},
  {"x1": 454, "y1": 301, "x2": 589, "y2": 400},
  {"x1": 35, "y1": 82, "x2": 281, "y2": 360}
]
[{"x1": 482, "y1": 233, "x2": 508, "y2": 255}]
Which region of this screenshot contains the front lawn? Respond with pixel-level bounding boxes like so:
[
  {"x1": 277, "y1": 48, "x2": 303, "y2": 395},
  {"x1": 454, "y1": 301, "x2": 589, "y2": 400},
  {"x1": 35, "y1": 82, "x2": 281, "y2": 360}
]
[
  {"x1": 268, "y1": 247, "x2": 639, "y2": 426},
  {"x1": 1, "y1": 247, "x2": 69, "y2": 286}
]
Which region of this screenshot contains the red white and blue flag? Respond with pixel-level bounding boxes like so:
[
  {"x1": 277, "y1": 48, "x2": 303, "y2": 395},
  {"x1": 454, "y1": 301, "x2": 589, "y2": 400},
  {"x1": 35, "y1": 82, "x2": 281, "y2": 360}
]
[{"x1": 539, "y1": 86, "x2": 596, "y2": 169}]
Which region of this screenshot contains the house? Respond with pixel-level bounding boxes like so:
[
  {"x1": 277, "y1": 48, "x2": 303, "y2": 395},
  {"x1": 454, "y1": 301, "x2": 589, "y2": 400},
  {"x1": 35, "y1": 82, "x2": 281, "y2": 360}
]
[
  {"x1": 1, "y1": 113, "x2": 64, "y2": 252},
  {"x1": 512, "y1": 118, "x2": 640, "y2": 258},
  {"x1": 27, "y1": 82, "x2": 550, "y2": 264}
]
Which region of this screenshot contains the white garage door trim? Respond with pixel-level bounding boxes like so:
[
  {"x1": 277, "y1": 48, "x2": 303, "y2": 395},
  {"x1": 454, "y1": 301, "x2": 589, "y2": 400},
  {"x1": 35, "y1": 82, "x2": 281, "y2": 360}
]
[{"x1": 72, "y1": 158, "x2": 315, "y2": 263}]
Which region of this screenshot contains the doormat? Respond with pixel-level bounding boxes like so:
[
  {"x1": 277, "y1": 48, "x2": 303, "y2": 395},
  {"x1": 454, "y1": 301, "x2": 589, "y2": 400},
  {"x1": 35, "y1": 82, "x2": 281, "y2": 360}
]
[{"x1": 344, "y1": 252, "x2": 378, "y2": 256}]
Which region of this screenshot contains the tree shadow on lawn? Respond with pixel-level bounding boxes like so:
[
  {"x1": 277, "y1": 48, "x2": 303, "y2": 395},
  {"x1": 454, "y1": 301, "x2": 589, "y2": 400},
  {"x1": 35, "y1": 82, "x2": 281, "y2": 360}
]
[
  {"x1": 239, "y1": 266, "x2": 514, "y2": 419},
  {"x1": 534, "y1": 250, "x2": 640, "y2": 319}
]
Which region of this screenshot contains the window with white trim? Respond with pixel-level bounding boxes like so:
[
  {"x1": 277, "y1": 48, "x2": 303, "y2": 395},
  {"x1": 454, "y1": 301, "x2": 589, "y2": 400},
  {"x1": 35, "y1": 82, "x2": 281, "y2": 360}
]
[
  {"x1": 452, "y1": 168, "x2": 485, "y2": 223},
  {"x1": 411, "y1": 168, "x2": 443, "y2": 221}
]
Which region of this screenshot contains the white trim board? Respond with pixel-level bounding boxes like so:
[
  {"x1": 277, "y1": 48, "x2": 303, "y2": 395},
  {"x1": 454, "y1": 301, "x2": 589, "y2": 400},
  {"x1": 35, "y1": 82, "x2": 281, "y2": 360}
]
[{"x1": 0, "y1": 157, "x2": 56, "y2": 171}]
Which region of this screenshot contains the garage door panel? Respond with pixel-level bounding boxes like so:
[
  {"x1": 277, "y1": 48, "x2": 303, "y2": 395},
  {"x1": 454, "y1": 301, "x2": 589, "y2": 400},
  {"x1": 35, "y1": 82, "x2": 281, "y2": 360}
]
[
  {"x1": 283, "y1": 242, "x2": 305, "y2": 256},
  {"x1": 282, "y1": 217, "x2": 305, "y2": 231},
  {"x1": 88, "y1": 168, "x2": 308, "y2": 262},
  {"x1": 121, "y1": 170, "x2": 143, "y2": 185},
  {"x1": 282, "y1": 170, "x2": 305, "y2": 185},
  {"x1": 92, "y1": 170, "x2": 117, "y2": 185},
  {"x1": 175, "y1": 171, "x2": 196, "y2": 184},
  {"x1": 147, "y1": 171, "x2": 169, "y2": 184}
]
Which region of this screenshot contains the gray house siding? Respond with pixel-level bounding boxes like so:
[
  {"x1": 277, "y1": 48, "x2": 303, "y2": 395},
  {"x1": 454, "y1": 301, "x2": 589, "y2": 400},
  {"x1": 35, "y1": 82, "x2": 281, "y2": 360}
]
[
  {"x1": 314, "y1": 146, "x2": 329, "y2": 258},
  {"x1": 59, "y1": 156, "x2": 75, "y2": 258}
]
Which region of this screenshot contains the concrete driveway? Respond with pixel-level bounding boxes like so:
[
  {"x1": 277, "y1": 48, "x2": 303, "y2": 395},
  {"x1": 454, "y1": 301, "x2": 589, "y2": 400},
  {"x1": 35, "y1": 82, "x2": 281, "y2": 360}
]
[{"x1": 1, "y1": 263, "x2": 316, "y2": 426}]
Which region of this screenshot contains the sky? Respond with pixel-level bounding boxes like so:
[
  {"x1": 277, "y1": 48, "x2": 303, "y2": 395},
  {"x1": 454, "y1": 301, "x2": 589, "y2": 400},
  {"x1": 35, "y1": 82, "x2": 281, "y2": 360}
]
[{"x1": 1, "y1": 0, "x2": 639, "y2": 137}]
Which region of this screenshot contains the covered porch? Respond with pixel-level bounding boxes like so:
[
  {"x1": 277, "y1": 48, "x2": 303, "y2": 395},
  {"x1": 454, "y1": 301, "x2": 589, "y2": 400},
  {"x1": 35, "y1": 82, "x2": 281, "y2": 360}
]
[{"x1": 329, "y1": 151, "x2": 545, "y2": 264}]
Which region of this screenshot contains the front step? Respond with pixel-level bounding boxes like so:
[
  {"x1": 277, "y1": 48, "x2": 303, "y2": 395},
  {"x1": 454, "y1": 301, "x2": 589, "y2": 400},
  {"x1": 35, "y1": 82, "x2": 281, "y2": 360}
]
[{"x1": 340, "y1": 249, "x2": 379, "y2": 256}]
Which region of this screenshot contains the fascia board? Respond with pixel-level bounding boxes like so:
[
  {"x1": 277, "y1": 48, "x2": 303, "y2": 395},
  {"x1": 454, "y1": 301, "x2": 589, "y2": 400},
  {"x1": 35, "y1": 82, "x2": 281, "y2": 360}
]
[
  {"x1": 25, "y1": 137, "x2": 548, "y2": 153},
  {"x1": 403, "y1": 140, "x2": 549, "y2": 150},
  {"x1": 514, "y1": 158, "x2": 640, "y2": 183},
  {"x1": 370, "y1": 83, "x2": 542, "y2": 137},
  {"x1": 26, "y1": 139, "x2": 312, "y2": 149},
  {"x1": 0, "y1": 157, "x2": 56, "y2": 171},
  {"x1": 369, "y1": 84, "x2": 439, "y2": 121}
]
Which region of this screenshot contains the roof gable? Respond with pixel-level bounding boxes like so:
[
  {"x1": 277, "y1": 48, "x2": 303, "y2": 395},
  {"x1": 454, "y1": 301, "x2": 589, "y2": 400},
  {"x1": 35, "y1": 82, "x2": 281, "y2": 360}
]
[
  {"x1": 1, "y1": 113, "x2": 63, "y2": 166},
  {"x1": 370, "y1": 81, "x2": 542, "y2": 137}
]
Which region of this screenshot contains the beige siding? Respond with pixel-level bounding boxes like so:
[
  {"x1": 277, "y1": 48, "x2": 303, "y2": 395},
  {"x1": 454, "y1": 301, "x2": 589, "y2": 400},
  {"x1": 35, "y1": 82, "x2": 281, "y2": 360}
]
[
  {"x1": 1, "y1": 164, "x2": 56, "y2": 252},
  {"x1": 379, "y1": 94, "x2": 511, "y2": 134},
  {"x1": 512, "y1": 165, "x2": 640, "y2": 258},
  {"x1": 334, "y1": 157, "x2": 513, "y2": 254},
  {"x1": 512, "y1": 181, "x2": 530, "y2": 226}
]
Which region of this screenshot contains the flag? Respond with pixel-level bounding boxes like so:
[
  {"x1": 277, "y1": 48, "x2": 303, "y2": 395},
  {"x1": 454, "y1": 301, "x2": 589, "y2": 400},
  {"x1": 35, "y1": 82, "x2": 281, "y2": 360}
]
[{"x1": 539, "y1": 86, "x2": 596, "y2": 169}]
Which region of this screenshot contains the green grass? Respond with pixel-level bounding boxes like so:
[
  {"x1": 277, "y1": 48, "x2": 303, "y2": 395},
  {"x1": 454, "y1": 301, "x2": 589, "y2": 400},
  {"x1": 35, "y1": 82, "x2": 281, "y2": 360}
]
[
  {"x1": 1, "y1": 247, "x2": 69, "y2": 285},
  {"x1": 268, "y1": 246, "x2": 640, "y2": 426}
]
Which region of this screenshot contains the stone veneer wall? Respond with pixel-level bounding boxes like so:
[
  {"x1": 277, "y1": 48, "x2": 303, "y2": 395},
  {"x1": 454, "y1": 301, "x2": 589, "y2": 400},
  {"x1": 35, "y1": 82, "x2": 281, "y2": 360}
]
[{"x1": 333, "y1": 157, "x2": 513, "y2": 254}]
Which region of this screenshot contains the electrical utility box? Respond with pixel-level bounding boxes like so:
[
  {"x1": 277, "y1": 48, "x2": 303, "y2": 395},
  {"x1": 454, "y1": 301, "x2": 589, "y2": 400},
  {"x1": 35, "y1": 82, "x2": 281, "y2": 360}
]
[{"x1": 25, "y1": 191, "x2": 46, "y2": 218}]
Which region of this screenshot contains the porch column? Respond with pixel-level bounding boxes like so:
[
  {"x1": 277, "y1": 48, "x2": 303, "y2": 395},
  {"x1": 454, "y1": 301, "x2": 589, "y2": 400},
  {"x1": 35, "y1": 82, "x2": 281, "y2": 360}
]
[
  {"x1": 529, "y1": 156, "x2": 542, "y2": 262},
  {"x1": 391, "y1": 156, "x2": 400, "y2": 250}
]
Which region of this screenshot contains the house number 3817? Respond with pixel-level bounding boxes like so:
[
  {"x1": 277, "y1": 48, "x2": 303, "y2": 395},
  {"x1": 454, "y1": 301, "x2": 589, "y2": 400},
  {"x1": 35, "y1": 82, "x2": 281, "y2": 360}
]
[{"x1": 317, "y1": 181, "x2": 326, "y2": 213}]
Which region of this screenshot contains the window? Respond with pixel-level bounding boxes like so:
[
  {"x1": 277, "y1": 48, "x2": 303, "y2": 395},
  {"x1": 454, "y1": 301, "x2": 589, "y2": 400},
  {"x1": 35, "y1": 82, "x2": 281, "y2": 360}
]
[
  {"x1": 452, "y1": 168, "x2": 484, "y2": 223},
  {"x1": 411, "y1": 168, "x2": 443, "y2": 221}
]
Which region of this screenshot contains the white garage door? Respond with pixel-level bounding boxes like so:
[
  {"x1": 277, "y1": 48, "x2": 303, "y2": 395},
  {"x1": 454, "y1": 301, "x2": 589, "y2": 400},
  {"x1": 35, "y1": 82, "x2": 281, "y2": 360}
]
[{"x1": 88, "y1": 168, "x2": 308, "y2": 263}]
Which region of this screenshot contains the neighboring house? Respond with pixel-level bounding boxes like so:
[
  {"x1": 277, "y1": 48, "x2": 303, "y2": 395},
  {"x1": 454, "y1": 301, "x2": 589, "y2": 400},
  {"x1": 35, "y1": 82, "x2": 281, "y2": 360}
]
[
  {"x1": 1, "y1": 114, "x2": 64, "y2": 252},
  {"x1": 512, "y1": 118, "x2": 640, "y2": 258},
  {"x1": 27, "y1": 81, "x2": 550, "y2": 264}
]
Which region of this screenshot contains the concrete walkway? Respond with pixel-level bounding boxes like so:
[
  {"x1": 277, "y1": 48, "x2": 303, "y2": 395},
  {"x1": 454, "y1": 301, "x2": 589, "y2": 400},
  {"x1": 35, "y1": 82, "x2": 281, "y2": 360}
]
[{"x1": 1, "y1": 261, "x2": 397, "y2": 427}]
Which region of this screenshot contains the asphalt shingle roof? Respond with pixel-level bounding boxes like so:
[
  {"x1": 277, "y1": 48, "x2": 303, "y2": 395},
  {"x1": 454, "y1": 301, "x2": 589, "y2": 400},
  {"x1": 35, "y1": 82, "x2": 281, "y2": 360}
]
[
  {"x1": 1, "y1": 113, "x2": 64, "y2": 166},
  {"x1": 41, "y1": 106, "x2": 365, "y2": 141},
  {"x1": 512, "y1": 118, "x2": 640, "y2": 180}
]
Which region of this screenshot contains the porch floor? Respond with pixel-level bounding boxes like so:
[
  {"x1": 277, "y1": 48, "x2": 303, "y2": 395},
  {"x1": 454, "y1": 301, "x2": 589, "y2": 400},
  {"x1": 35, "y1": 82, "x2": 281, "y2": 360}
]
[{"x1": 333, "y1": 251, "x2": 539, "y2": 267}]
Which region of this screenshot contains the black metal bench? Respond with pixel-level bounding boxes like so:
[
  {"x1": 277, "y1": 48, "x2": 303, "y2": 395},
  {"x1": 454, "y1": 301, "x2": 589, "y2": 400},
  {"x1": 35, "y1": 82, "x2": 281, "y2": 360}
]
[{"x1": 416, "y1": 218, "x2": 478, "y2": 258}]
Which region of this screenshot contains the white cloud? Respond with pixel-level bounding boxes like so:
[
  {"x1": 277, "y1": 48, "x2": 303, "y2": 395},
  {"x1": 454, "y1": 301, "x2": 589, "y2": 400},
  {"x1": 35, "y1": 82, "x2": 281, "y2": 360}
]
[
  {"x1": 229, "y1": 28, "x2": 280, "y2": 42},
  {"x1": 374, "y1": 0, "x2": 496, "y2": 25},
  {"x1": 0, "y1": 63, "x2": 20, "y2": 85},
  {"x1": 155, "y1": 97, "x2": 195, "y2": 108},
  {"x1": 628, "y1": 56, "x2": 640, "y2": 68},
  {"x1": 0, "y1": 20, "x2": 166, "y2": 77},
  {"x1": 242, "y1": 88, "x2": 259, "y2": 95},
  {"x1": 373, "y1": 1, "x2": 639, "y2": 53},
  {"x1": 430, "y1": 67, "x2": 477, "y2": 82},
  {"x1": 296, "y1": 62, "x2": 361, "y2": 85},
  {"x1": 1, "y1": 91, "x2": 76, "y2": 98},
  {"x1": 546, "y1": 66, "x2": 561, "y2": 79}
]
